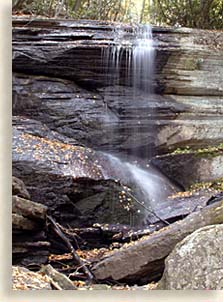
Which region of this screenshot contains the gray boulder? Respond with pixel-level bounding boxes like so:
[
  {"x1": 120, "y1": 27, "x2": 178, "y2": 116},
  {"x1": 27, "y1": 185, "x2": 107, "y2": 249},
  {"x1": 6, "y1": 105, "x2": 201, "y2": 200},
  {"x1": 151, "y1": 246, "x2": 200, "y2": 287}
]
[{"x1": 158, "y1": 224, "x2": 223, "y2": 289}]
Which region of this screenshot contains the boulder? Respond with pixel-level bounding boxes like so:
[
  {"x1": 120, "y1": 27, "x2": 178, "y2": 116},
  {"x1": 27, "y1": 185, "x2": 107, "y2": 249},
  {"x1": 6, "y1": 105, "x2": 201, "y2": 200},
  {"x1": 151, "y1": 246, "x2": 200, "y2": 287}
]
[
  {"x1": 152, "y1": 151, "x2": 223, "y2": 189},
  {"x1": 12, "y1": 127, "x2": 147, "y2": 226},
  {"x1": 12, "y1": 195, "x2": 47, "y2": 221},
  {"x1": 12, "y1": 213, "x2": 38, "y2": 231},
  {"x1": 157, "y1": 224, "x2": 223, "y2": 289},
  {"x1": 40, "y1": 265, "x2": 76, "y2": 290}
]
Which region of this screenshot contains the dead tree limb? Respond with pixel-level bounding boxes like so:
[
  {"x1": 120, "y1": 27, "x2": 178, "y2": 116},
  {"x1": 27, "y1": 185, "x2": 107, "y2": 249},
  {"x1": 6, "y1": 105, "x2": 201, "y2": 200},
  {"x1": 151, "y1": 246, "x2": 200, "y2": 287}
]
[{"x1": 47, "y1": 215, "x2": 95, "y2": 283}]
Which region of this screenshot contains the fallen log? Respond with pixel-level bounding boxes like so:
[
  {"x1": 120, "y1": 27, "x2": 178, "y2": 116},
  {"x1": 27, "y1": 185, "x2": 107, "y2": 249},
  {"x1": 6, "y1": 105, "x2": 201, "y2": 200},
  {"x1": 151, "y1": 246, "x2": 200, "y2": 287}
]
[
  {"x1": 92, "y1": 199, "x2": 223, "y2": 284},
  {"x1": 12, "y1": 195, "x2": 47, "y2": 221}
]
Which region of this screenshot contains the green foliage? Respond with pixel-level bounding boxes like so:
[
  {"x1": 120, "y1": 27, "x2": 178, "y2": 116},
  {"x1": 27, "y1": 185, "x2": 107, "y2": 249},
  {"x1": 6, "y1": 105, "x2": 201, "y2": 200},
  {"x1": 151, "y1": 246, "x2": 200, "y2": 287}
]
[
  {"x1": 12, "y1": 0, "x2": 223, "y2": 29},
  {"x1": 148, "y1": 0, "x2": 223, "y2": 29}
]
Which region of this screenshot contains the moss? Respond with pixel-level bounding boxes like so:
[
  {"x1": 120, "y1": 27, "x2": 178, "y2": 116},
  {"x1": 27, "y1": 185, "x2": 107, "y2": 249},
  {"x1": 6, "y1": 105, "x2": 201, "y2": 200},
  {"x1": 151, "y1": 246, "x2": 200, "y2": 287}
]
[
  {"x1": 184, "y1": 58, "x2": 197, "y2": 70},
  {"x1": 189, "y1": 178, "x2": 223, "y2": 192},
  {"x1": 171, "y1": 143, "x2": 223, "y2": 157},
  {"x1": 183, "y1": 58, "x2": 204, "y2": 71},
  {"x1": 194, "y1": 151, "x2": 220, "y2": 159},
  {"x1": 172, "y1": 146, "x2": 191, "y2": 154}
]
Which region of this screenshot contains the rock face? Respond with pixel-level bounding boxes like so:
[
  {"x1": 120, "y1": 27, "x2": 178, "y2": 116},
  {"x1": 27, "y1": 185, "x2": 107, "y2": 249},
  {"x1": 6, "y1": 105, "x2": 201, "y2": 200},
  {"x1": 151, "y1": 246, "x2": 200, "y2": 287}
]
[
  {"x1": 12, "y1": 18, "x2": 223, "y2": 226},
  {"x1": 157, "y1": 224, "x2": 223, "y2": 290},
  {"x1": 12, "y1": 18, "x2": 223, "y2": 156},
  {"x1": 152, "y1": 151, "x2": 223, "y2": 189}
]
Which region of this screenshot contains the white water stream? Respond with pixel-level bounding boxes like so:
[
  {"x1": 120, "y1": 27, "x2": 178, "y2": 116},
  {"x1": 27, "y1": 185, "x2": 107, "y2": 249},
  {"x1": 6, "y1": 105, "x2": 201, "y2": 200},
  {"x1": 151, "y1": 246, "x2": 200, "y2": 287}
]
[{"x1": 103, "y1": 153, "x2": 177, "y2": 213}]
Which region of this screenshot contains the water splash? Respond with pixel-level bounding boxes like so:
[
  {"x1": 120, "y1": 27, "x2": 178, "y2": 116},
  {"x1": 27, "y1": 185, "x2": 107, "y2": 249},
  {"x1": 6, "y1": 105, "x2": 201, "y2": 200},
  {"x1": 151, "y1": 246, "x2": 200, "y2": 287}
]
[{"x1": 103, "y1": 153, "x2": 178, "y2": 218}]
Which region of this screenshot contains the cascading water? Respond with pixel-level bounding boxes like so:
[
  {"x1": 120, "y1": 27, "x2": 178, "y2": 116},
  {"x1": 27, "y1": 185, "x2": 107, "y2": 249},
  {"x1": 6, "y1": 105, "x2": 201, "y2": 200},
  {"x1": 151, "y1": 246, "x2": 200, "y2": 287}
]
[
  {"x1": 103, "y1": 24, "x2": 154, "y2": 90},
  {"x1": 101, "y1": 24, "x2": 177, "y2": 223},
  {"x1": 132, "y1": 25, "x2": 154, "y2": 93},
  {"x1": 103, "y1": 154, "x2": 177, "y2": 209}
]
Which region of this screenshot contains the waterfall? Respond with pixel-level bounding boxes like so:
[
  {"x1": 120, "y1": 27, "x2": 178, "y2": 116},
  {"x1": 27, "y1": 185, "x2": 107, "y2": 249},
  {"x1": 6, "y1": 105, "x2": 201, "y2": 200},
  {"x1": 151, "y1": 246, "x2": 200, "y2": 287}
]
[
  {"x1": 132, "y1": 25, "x2": 154, "y2": 93},
  {"x1": 101, "y1": 24, "x2": 176, "y2": 222},
  {"x1": 103, "y1": 24, "x2": 154, "y2": 90}
]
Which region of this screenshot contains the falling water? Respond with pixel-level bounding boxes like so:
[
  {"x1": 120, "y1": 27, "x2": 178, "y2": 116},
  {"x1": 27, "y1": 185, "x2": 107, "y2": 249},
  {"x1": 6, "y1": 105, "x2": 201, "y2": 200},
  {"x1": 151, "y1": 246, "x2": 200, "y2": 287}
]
[
  {"x1": 102, "y1": 153, "x2": 178, "y2": 221},
  {"x1": 101, "y1": 24, "x2": 177, "y2": 222},
  {"x1": 103, "y1": 24, "x2": 154, "y2": 90},
  {"x1": 132, "y1": 25, "x2": 154, "y2": 93}
]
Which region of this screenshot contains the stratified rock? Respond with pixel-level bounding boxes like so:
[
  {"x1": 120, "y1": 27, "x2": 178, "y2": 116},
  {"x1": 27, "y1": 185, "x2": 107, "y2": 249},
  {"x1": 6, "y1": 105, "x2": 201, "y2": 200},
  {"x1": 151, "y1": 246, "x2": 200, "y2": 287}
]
[
  {"x1": 12, "y1": 19, "x2": 223, "y2": 155},
  {"x1": 12, "y1": 178, "x2": 50, "y2": 267},
  {"x1": 12, "y1": 74, "x2": 110, "y2": 151},
  {"x1": 12, "y1": 73, "x2": 223, "y2": 156},
  {"x1": 12, "y1": 19, "x2": 223, "y2": 93},
  {"x1": 12, "y1": 176, "x2": 30, "y2": 199},
  {"x1": 152, "y1": 151, "x2": 223, "y2": 188},
  {"x1": 12, "y1": 213, "x2": 38, "y2": 231},
  {"x1": 12, "y1": 196, "x2": 47, "y2": 221},
  {"x1": 12, "y1": 266, "x2": 52, "y2": 290},
  {"x1": 157, "y1": 224, "x2": 223, "y2": 289}
]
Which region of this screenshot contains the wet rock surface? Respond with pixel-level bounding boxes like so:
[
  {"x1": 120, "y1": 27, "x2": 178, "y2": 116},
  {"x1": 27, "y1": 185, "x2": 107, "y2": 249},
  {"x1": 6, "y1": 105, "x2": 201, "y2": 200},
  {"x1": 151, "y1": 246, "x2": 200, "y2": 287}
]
[
  {"x1": 157, "y1": 224, "x2": 223, "y2": 289},
  {"x1": 12, "y1": 126, "x2": 147, "y2": 226},
  {"x1": 12, "y1": 74, "x2": 223, "y2": 156},
  {"x1": 12, "y1": 18, "x2": 223, "y2": 94}
]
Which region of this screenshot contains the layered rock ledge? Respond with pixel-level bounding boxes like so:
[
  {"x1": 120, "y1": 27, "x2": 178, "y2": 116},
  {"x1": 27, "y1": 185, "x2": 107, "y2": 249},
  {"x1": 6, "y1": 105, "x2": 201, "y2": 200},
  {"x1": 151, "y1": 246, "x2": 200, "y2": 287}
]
[{"x1": 12, "y1": 18, "x2": 223, "y2": 156}]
